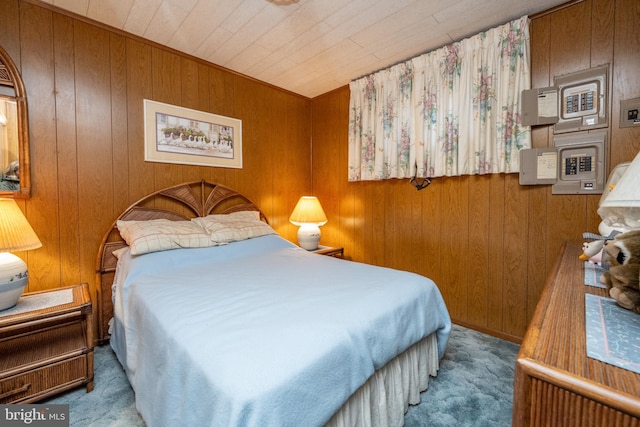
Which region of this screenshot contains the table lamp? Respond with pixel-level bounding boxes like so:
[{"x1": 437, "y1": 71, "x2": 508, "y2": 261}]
[
  {"x1": 598, "y1": 150, "x2": 640, "y2": 233},
  {"x1": 0, "y1": 198, "x2": 42, "y2": 311},
  {"x1": 289, "y1": 196, "x2": 327, "y2": 250}
]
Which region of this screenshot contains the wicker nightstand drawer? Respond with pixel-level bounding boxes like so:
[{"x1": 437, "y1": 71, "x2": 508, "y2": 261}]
[
  {"x1": 0, "y1": 355, "x2": 87, "y2": 403},
  {"x1": 0, "y1": 284, "x2": 94, "y2": 402},
  {"x1": 0, "y1": 321, "x2": 86, "y2": 373}
]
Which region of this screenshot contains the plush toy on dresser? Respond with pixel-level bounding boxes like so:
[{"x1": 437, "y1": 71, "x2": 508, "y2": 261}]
[
  {"x1": 600, "y1": 230, "x2": 640, "y2": 314},
  {"x1": 580, "y1": 239, "x2": 605, "y2": 265}
]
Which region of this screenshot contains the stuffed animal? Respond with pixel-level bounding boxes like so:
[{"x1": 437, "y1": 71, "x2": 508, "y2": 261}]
[
  {"x1": 579, "y1": 231, "x2": 620, "y2": 266},
  {"x1": 600, "y1": 230, "x2": 640, "y2": 314},
  {"x1": 579, "y1": 240, "x2": 605, "y2": 265}
]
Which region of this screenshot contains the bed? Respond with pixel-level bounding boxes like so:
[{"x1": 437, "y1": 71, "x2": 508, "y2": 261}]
[{"x1": 96, "y1": 180, "x2": 451, "y2": 427}]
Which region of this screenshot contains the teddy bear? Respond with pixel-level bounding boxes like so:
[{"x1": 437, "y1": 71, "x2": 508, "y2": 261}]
[{"x1": 600, "y1": 229, "x2": 640, "y2": 314}]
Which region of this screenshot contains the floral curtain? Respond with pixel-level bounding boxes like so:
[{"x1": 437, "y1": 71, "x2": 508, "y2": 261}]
[{"x1": 348, "y1": 16, "x2": 531, "y2": 181}]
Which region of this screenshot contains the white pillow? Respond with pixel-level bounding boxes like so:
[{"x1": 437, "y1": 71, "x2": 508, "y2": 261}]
[
  {"x1": 117, "y1": 219, "x2": 212, "y2": 255},
  {"x1": 192, "y1": 211, "x2": 275, "y2": 244},
  {"x1": 112, "y1": 246, "x2": 130, "y2": 260}
]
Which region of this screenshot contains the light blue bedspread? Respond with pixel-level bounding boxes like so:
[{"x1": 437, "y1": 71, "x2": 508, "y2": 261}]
[{"x1": 112, "y1": 235, "x2": 450, "y2": 427}]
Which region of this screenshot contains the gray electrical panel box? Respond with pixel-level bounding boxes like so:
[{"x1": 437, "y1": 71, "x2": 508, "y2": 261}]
[
  {"x1": 520, "y1": 64, "x2": 609, "y2": 133},
  {"x1": 519, "y1": 148, "x2": 558, "y2": 185},
  {"x1": 552, "y1": 130, "x2": 606, "y2": 194},
  {"x1": 554, "y1": 65, "x2": 608, "y2": 134},
  {"x1": 519, "y1": 130, "x2": 606, "y2": 194},
  {"x1": 519, "y1": 64, "x2": 609, "y2": 194},
  {"x1": 521, "y1": 88, "x2": 558, "y2": 127}
]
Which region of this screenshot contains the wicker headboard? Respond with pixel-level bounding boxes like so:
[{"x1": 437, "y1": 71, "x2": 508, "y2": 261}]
[{"x1": 95, "y1": 180, "x2": 266, "y2": 343}]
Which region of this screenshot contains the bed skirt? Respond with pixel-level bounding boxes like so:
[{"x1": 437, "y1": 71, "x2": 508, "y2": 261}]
[{"x1": 326, "y1": 332, "x2": 439, "y2": 427}]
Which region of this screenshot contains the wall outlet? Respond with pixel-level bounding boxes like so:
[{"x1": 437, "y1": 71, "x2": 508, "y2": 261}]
[{"x1": 620, "y1": 97, "x2": 640, "y2": 128}]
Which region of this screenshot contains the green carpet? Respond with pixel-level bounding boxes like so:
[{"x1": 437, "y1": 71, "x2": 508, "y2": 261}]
[{"x1": 44, "y1": 324, "x2": 520, "y2": 426}]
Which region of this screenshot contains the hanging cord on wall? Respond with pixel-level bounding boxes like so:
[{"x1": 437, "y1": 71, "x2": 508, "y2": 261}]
[{"x1": 410, "y1": 165, "x2": 431, "y2": 190}]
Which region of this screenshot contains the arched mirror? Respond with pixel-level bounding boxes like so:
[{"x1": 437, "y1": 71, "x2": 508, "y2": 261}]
[{"x1": 0, "y1": 45, "x2": 30, "y2": 198}]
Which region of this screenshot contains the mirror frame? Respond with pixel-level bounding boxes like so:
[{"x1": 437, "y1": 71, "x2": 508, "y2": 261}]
[{"x1": 0, "y1": 45, "x2": 31, "y2": 199}]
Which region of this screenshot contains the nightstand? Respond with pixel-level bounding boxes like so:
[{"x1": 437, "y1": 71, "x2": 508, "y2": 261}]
[
  {"x1": 311, "y1": 245, "x2": 344, "y2": 258},
  {"x1": 0, "y1": 283, "x2": 94, "y2": 403}
]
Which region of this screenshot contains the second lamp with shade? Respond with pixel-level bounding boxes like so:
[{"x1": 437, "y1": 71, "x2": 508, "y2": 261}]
[{"x1": 289, "y1": 196, "x2": 327, "y2": 250}]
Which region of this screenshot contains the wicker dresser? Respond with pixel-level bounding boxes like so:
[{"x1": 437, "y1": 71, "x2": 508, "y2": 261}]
[
  {"x1": 513, "y1": 243, "x2": 640, "y2": 426},
  {"x1": 0, "y1": 283, "x2": 94, "y2": 403}
]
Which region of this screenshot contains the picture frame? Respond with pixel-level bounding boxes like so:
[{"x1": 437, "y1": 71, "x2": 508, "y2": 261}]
[{"x1": 144, "y1": 99, "x2": 242, "y2": 169}]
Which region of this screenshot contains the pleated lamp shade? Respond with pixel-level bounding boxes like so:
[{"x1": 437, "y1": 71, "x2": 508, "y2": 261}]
[
  {"x1": 0, "y1": 198, "x2": 41, "y2": 311},
  {"x1": 0, "y1": 198, "x2": 42, "y2": 252},
  {"x1": 598, "y1": 151, "x2": 640, "y2": 232},
  {"x1": 289, "y1": 196, "x2": 328, "y2": 226}
]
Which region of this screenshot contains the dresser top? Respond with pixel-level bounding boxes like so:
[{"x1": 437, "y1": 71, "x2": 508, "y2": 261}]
[{"x1": 518, "y1": 242, "x2": 640, "y2": 417}]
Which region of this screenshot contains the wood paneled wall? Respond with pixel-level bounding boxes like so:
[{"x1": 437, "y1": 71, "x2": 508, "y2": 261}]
[
  {"x1": 2, "y1": 0, "x2": 638, "y2": 343},
  {"x1": 311, "y1": 0, "x2": 640, "y2": 342},
  {"x1": 0, "y1": 0, "x2": 311, "y2": 306}
]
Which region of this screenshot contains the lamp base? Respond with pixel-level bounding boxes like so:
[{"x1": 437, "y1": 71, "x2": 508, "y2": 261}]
[
  {"x1": 0, "y1": 252, "x2": 29, "y2": 311},
  {"x1": 297, "y1": 224, "x2": 321, "y2": 250}
]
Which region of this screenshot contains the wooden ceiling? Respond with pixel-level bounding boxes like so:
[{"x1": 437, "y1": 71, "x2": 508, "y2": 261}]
[{"x1": 37, "y1": 0, "x2": 568, "y2": 98}]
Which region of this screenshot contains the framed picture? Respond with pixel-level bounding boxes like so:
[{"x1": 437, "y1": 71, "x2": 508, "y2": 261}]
[{"x1": 144, "y1": 99, "x2": 242, "y2": 169}]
